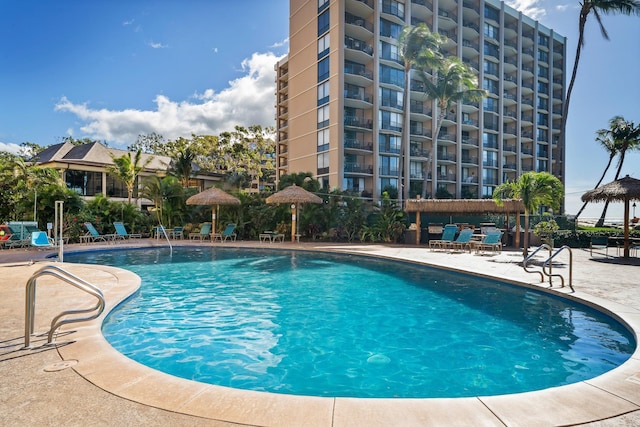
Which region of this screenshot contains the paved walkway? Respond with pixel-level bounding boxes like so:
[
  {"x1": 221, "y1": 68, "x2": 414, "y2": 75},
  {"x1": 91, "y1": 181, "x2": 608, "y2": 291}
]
[{"x1": 1, "y1": 240, "x2": 639, "y2": 426}]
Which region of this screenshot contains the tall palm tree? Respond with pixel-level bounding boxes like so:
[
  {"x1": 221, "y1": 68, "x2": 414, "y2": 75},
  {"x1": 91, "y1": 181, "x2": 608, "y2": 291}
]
[
  {"x1": 573, "y1": 126, "x2": 620, "y2": 220},
  {"x1": 595, "y1": 116, "x2": 640, "y2": 226},
  {"x1": 419, "y1": 57, "x2": 486, "y2": 199},
  {"x1": 398, "y1": 24, "x2": 444, "y2": 203},
  {"x1": 108, "y1": 150, "x2": 152, "y2": 204},
  {"x1": 561, "y1": 0, "x2": 640, "y2": 150},
  {"x1": 171, "y1": 147, "x2": 195, "y2": 187},
  {"x1": 493, "y1": 172, "x2": 564, "y2": 257}
]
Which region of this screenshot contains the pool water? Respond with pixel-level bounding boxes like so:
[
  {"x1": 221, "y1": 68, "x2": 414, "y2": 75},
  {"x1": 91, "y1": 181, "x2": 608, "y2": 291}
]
[{"x1": 66, "y1": 248, "x2": 635, "y2": 398}]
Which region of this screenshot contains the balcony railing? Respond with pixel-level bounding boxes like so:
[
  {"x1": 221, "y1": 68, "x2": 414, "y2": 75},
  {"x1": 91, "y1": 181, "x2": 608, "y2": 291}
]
[
  {"x1": 344, "y1": 138, "x2": 373, "y2": 151},
  {"x1": 345, "y1": 163, "x2": 374, "y2": 174}
]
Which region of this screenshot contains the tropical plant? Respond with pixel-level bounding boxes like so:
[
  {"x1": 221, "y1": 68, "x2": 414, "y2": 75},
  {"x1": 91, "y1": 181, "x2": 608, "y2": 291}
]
[
  {"x1": 360, "y1": 192, "x2": 407, "y2": 243},
  {"x1": 420, "y1": 56, "x2": 486, "y2": 199},
  {"x1": 493, "y1": 172, "x2": 564, "y2": 256},
  {"x1": 561, "y1": 0, "x2": 640, "y2": 148},
  {"x1": 573, "y1": 123, "x2": 621, "y2": 220},
  {"x1": 139, "y1": 175, "x2": 185, "y2": 227},
  {"x1": 107, "y1": 149, "x2": 152, "y2": 204},
  {"x1": 171, "y1": 146, "x2": 196, "y2": 187},
  {"x1": 594, "y1": 116, "x2": 640, "y2": 226},
  {"x1": 533, "y1": 219, "x2": 560, "y2": 247},
  {"x1": 398, "y1": 24, "x2": 445, "y2": 203}
]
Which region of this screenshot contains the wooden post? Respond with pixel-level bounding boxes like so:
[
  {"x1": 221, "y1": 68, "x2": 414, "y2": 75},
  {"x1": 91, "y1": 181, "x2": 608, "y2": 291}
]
[
  {"x1": 415, "y1": 211, "x2": 421, "y2": 245},
  {"x1": 291, "y1": 203, "x2": 297, "y2": 243},
  {"x1": 515, "y1": 212, "x2": 521, "y2": 248}
]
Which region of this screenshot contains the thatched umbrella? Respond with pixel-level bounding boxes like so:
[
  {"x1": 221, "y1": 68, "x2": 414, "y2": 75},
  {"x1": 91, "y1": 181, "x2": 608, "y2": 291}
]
[
  {"x1": 186, "y1": 187, "x2": 240, "y2": 235},
  {"x1": 266, "y1": 184, "x2": 322, "y2": 243},
  {"x1": 581, "y1": 175, "x2": 640, "y2": 258}
]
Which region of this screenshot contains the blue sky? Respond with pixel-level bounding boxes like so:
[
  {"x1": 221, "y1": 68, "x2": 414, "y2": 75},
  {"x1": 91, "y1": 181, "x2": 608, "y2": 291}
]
[{"x1": 1, "y1": 1, "x2": 638, "y2": 220}]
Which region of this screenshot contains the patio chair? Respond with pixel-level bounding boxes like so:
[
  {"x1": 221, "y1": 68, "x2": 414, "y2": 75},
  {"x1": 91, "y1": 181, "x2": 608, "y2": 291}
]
[
  {"x1": 260, "y1": 231, "x2": 285, "y2": 243},
  {"x1": 474, "y1": 231, "x2": 504, "y2": 255},
  {"x1": 113, "y1": 221, "x2": 141, "y2": 240},
  {"x1": 429, "y1": 224, "x2": 458, "y2": 251},
  {"x1": 81, "y1": 222, "x2": 114, "y2": 243},
  {"x1": 213, "y1": 223, "x2": 237, "y2": 242},
  {"x1": 30, "y1": 231, "x2": 54, "y2": 249},
  {"x1": 448, "y1": 228, "x2": 475, "y2": 252},
  {"x1": 590, "y1": 235, "x2": 609, "y2": 257},
  {"x1": 189, "y1": 223, "x2": 212, "y2": 241},
  {"x1": 4, "y1": 223, "x2": 36, "y2": 249}
]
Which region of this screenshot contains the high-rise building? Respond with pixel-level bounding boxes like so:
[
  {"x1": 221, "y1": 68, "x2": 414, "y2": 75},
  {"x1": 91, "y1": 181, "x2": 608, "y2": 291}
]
[{"x1": 275, "y1": 0, "x2": 566, "y2": 202}]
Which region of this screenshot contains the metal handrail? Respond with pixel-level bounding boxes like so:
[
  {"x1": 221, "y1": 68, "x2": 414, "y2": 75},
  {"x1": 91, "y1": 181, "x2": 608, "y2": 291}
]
[
  {"x1": 25, "y1": 265, "x2": 105, "y2": 348},
  {"x1": 542, "y1": 246, "x2": 574, "y2": 292},
  {"x1": 522, "y1": 244, "x2": 552, "y2": 284},
  {"x1": 157, "y1": 224, "x2": 173, "y2": 255}
]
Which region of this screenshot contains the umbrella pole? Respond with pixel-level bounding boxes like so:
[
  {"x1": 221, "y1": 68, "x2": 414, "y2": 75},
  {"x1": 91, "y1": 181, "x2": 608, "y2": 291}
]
[
  {"x1": 212, "y1": 206, "x2": 217, "y2": 238},
  {"x1": 291, "y1": 203, "x2": 297, "y2": 243},
  {"x1": 624, "y1": 199, "x2": 630, "y2": 258}
]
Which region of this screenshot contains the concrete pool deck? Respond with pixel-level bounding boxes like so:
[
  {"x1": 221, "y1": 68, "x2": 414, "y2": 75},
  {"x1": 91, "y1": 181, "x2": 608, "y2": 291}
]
[{"x1": 1, "y1": 239, "x2": 639, "y2": 426}]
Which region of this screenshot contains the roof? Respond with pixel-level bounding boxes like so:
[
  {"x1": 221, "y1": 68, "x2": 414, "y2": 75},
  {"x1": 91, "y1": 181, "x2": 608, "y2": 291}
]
[
  {"x1": 35, "y1": 141, "x2": 171, "y2": 172},
  {"x1": 404, "y1": 198, "x2": 524, "y2": 213}
]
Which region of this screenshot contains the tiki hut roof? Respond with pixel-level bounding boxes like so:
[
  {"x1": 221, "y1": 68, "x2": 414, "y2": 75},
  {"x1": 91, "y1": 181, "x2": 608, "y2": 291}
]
[
  {"x1": 581, "y1": 175, "x2": 640, "y2": 203},
  {"x1": 266, "y1": 184, "x2": 322, "y2": 204},
  {"x1": 186, "y1": 187, "x2": 240, "y2": 206},
  {"x1": 405, "y1": 198, "x2": 524, "y2": 213}
]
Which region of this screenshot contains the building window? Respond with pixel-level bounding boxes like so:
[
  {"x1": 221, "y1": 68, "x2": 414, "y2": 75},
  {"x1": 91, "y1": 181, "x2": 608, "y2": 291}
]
[
  {"x1": 318, "y1": 81, "x2": 330, "y2": 105},
  {"x1": 483, "y1": 59, "x2": 498, "y2": 76},
  {"x1": 380, "y1": 18, "x2": 402, "y2": 39},
  {"x1": 318, "y1": 33, "x2": 330, "y2": 59},
  {"x1": 484, "y1": 41, "x2": 499, "y2": 59},
  {"x1": 317, "y1": 152, "x2": 329, "y2": 175},
  {"x1": 537, "y1": 81, "x2": 548, "y2": 93},
  {"x1": 66, "y1": 170, "x2": 102, "y2": 196},
  {"x1": 483, "y1": 132, "x2": 498, "y2": 149},
  {"x1": 483, "y1": 150, "x2": 498, "y2": 167},
  {"x1": 483, "y1": 78, "x2": 498, "y2": 95},
  {"x1": 379, "y1": 155, "x2": 399, "y2": 176},
  {"x1": 484, "y1": 5, "x2": 499, "y2": 22},
  {"x1": 538, "y1": 49, "x2": 548, "y2": 63},
  {"x1": 318, "y1": 9, "x2": 330, "y2": 35},
  {"x1": 318, "y1": 0, "x2": 329, "y2": 13},
  {"x1": 379, "y1": 177, "x2": 398, "y2": 194},
  {"x1": 483, "y1": 97, "x2": 498, "y2": 112},
  {"x1": 484, "y1": 22, "x2": 499, "y2": 40},
  {"x1": 537, "y1": 96, "x2": 548, "y2": 110},
  {"x1": 379, "y1": 110, "x2": 402, "y2": 132},
  {"x1": 482, "y1": 185, "x2": 494, "y2": 197},
  {"x1": 379, "y1": 87, "x2": 403, "y2": 109},
  {"x1": 537, "y1": 65, "x2": 548, "y2": 79},
  {"x1": 317, "y1": 128, "x2": 330, "y2": 152},
  {"x1": 379, "y1": 134, "x2": 401, "y2": 154},
  {"x1": 379, "y1": 40, "x2": 400, "y2": 62},
  {"x1": 379, "y1": 64, "x2": 404, "y2": 87},
  {"x1": 537, "y1": 159, "x2": 548, "y2": 172},
  {"x1": 482, "y1": 168, "x2": 498, "y2": 185},
  {"x1": 381, "y1": 0, "x2": 404, "y2": 19},
  {"x1": 538, "y1": 33, "x2": 549, "y2": 47},
  {"x1": 317, "y1": 105, "x2": 330, "y2": 129},
  {"x1": 318, "y1": 57, "x2": 329, "y2": 82}
]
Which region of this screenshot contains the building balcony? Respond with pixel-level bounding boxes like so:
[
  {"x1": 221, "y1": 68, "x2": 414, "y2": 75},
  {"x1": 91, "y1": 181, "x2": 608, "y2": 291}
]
[
  {"x1": 345, "y1": 163, "x2": 374, "y2": 174},
  {"x1": 344, "y1": 138, "x2": 373, "y2": 151}
]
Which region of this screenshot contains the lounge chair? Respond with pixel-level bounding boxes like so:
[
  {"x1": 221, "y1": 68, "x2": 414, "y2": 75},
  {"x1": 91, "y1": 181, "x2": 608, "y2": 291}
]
[
  {"x1": 3, "y1": 223, "x2": 38, "y2": 249},
  {"x1": 189, "y1": 223, "x2": 212, "y2": 241},
  {"x1": 213, "y1": 223, "x2": 237, "y2": 242},
  {"x1": 168, "y1": 226, "x2": 184, "y2": 239},
  {"x1": 113, "y1": 222, "x2": 142, "y2": 240},
  {"x1": 30, "y1": 231, "x2": 54, "y2": 248},
  {"x1": 448, "y1": 228, "x2": 475, "y2": 252},
  {"x1": 260, "y1": 231, "x2": 285, "y2": 243},
  {"x1": 474, "y1": 231, "x2": 503, "y2": 254},
  {"x1": 590, "y1": 235, "x2": 609, "y2": 257},
  {"x1": 81, "y1": 222, "x2": 114, "y2": 243},
  {"x1": 429, "y1": 224, "x2": 458, "y2": 251}
]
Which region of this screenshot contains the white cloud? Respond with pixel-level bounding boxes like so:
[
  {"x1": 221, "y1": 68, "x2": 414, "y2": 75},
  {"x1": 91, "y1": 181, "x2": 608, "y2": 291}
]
[
  {"x1": 270, "y1": 38, "x2": 289, "y2": 48},
  {"x1": 148, "y1": 40, "x2": 168, "y2": 49},
  {"x1": 505, "y1": 0, "x2": 546, "y2": 20},
  {"x1": 54, "y1": 51, "x2": 285, "y2": 147},
  {"x1": 122, "y1": 19, "x2": 135, "y2": 26},
  {"x1": 0, "y1": 142, "x2": 22, "y2": 155},
  {"x1": 213, "y1": 47, "x2": 218, "y2": 53}
]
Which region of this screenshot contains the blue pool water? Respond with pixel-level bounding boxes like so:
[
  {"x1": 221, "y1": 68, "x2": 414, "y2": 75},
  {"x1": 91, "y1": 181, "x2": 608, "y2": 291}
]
[{"x1": 66, "y1": 248, "x2": 635, "y2": 398}]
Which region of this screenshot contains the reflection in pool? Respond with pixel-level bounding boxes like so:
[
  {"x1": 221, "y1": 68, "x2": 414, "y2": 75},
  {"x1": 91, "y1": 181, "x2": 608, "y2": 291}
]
[{"x1": 66, "y1": 248, "x2": 635, "y2": 398}]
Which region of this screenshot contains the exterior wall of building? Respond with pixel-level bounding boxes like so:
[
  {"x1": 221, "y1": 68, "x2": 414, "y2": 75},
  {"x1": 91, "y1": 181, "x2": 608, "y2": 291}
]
[{"x1": 277, "y1": 0, "x2": 566, "y2": 201}]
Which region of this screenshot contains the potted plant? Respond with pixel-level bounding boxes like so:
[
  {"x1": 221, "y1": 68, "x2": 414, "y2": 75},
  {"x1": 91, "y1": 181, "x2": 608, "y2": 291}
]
[{"x1": 534, "y1": 219, "x2": 559, "y2": 248}]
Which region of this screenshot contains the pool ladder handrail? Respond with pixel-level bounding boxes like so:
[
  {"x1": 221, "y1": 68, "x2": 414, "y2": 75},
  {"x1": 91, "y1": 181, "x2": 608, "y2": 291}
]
[
  {"x1": 25, "y1": 264, "x2": 105, "y2": 348},
  {"x1": 522, "y1": 244, "x2": 574, "y2": 292},
  {"x1": 157, "y1": 224, "x2": 173, "y2": 255}
]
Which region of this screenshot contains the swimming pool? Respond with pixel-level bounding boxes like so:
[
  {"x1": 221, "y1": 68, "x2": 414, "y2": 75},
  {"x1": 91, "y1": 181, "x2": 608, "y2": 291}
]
[{"x1": 66, "y1": 248, "x2": 635, "y2": 398}]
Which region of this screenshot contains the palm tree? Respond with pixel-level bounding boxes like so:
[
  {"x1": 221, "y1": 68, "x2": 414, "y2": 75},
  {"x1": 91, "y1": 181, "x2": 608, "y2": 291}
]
[
  {"x1": 561, "y1": 0, "x2": 640, "y2": 150},
  {"x1": 398, "y1": 24, "x2": 445, "y2": 203},
  {"x1": 108, "y1": 150, "x2": 152, "y2": 204},
  {"x1": 171, "y1": 147, "x2": 195, "y2": 187},
  {"x1": 419, "y1": 57, "x2": 486, "y2": 199},
  {"x1": 493, "y1": 172, "x2": 564, "y2": 257},
  {"x1": 595, "y1": 116, "x2": 640, "y2": 226},
  {"x1": 574, "y1": 121, "x2": 621, "y2": 220}
]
